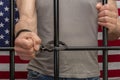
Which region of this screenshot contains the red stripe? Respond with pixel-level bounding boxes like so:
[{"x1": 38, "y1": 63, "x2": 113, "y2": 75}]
[
  {"x1": 0, "y1": 56, "x2": 29, "y2": 63},
  {"x1": 118, "y1": 9, "x2": 120, "y2": 16},
  {"x1": 0, "y1": 71, "x2": 27, "y2": 79},
  {"x1": 2, "y1": 52, "x2": 120, "y2": 63},
  {"x1": 98, "y1": 54, "x2": 120, "y2": 62},
  {"x1": 1, "y1": 53, "x2": 120, "y2": 63},
  {"x1": 98, "y1": 40, "x2": 120, "y2": 46},
  {"x1": 98, "y1": 26, "x2": 102, "y2": 32},
  {"x1": 100, "y1": 70, "x2": 120, "y2": 77}
]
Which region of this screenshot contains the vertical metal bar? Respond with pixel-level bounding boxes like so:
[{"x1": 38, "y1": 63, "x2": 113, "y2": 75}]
[
  {"x1": 102, "y1": 0, "x2": 108, "y2": 80},
  {"x1": 10, "y1": 0, "x2": 15, "y2": 80},
  {"x1": 54, "y1": 0, "x2": 60, "y2": 80}
]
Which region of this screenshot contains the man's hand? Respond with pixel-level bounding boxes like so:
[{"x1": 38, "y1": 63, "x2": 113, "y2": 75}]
[
  {"x1": 96, "y1": 2, "x2": 120, "y2": 40},
  {"x1": 14, "y1": 32, "x2": 41, "y2": 60}
]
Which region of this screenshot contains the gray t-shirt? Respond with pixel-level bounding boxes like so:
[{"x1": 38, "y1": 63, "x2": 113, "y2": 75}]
[{"x1": 28, "y1": 0, "x2": 101, "y2": 78}]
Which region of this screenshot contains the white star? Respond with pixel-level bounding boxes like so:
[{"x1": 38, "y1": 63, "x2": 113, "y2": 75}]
[
  {"x1": 0, "y1": 1, "x2": 4, "y2": 6},
  {"x1": 15, "y1": 8, "x2": 18, "y2": 11},
  {"x1": 4, "y1": 17, "x2": 9, "y2": 22},
  {"x1": 15, "y1": 18, "x2": 19, "y2": 22},
  {"x1": 5, "y1": 40, "x2": 9, "y2": 45},
  {"x1": 0, "y1": 22, "x2": 4, "y2": 27},
  {"x1": 4, "y1": 6, "x2": 9, "y2": 11},
  {"x1": 0, "y1": 34, "x2": 4, "y2": 39},
  {"x1": 5, "y1": 29, "x2": 9, "y2": 34},
  {"x1": 0, "y1": 11, "x2": 4, "y2": 16}
]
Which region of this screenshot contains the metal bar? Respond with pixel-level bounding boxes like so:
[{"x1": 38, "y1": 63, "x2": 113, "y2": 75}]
[
  {"x1": 1, "y1": 46, "x2": 120, "y2": 51},
  {"x1": 54, "y1": 0, "x2": 60, "y2": 80},
  {"x1": 10, "y1": 0, "x2": 15, "y2": 79},
  {"x1": 102, "y1": 0, "x2": 108, "y2": 80},
  {"x1": 55, "y1": 46, "x2": 120, "y2": 51}
]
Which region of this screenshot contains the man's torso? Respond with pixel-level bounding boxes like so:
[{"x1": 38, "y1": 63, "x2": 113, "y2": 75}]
[{"x1": 28, "y1": 0, "x2": 101, "y2": 78}]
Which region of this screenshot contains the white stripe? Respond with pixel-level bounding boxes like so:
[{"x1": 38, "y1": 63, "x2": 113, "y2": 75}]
[
  {"x1": 0, "y1": 64, "x2": 27, "y2": 71},
  {"x1": 117, "y1": 1, "x2": 120, "y2": 8},
  {"x1": 98, "y1": 32, "x2": 120, "y2": 40},
  {"x1": 0, "y1": 51, "x2": 10, "y2": 55},
  {"x1": 98, "y1": 32, "x2": 102, "y2": 40},
  {"x1": 0, "y1": 51, "x2": 17, "y2": 55},
  {"x1": 99, "y1": 62, "x2": 120, "y2": 70},
  {"x1": 98, "y1": 50, "x2": 120, "y2": 55}
]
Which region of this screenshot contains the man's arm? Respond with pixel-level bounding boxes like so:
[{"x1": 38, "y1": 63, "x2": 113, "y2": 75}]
[
  {"x1": 15, "y1": 0, "x2": 41, "y2": 60},
  {"x1": 15, "y1": 0, "x2": 37, "y2": 35},
  {"x1": 97, "y1": 0, "x2": 120, "y2": 40}
]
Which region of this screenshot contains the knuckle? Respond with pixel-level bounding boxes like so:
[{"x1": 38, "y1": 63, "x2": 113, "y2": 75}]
[
  {"x1": 14, "y1": 38, "x2": 21, "y2": 44},
  {"x1": 105, "y1": 22, "x2": 110, "y2": 27},
  {"x1": 29, "y1": 50, "x2": 34, "y2": 53},
  {"x1": 104, "y1": 10, "x2": 108, "y2": 16},
  {"x1": 114, "y1": 13, "x2": 118, "y2": 18},
  {"x1": 104, "y1": 16, "x2": 108, "y2": 22},
  {"x1": 26, "y1": 44, "x2": 33, "y2": 49},
  {"x1": 37, "y1": 38, "x2": 42, "y2": 44}
]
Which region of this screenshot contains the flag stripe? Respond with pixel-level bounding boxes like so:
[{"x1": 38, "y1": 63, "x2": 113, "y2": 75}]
[
  {"x1": 118, "y1": 9, "x2": 120, "y2": 15},
  {"x1": 99, "y1": 62, "x2": 120, "y2": 70},
  {"x1": 98, "y1": 40, "x2": 120, "y2": 46},
  {"x1": 0, "y1": 51, "x2": 10, "y2": 55},
  {"x1": 100, "y1": 70, "x2": 120, "y2": 77},
  {"x1": 0, "y1": 71, "x2": 27, "y2": 79},
  {"x1": 0, "y1": 64, "x2": 27, "y2": 71},
  {"x1": 1, "y1": 54, "x2": 120, "y2": 63},
  {"x1": 98, "y1": 55, "x2": 120, "y2": 62},
  {"x1": 98, "y1": 50, "x2": 120, "y2": 55},
  {"x1": 0, "y1": 56, "x2": 29, "y2": 63}
]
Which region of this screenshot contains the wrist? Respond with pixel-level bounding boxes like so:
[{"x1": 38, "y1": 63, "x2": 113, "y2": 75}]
[{"x1": 15, "y1": 29, "x2": 32, "y2": 38}]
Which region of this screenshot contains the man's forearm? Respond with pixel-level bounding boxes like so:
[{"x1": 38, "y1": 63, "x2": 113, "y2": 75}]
[
  {"x1": 15, "y1": 17, "x2": 37, "y2": 36},
  {"x1": 15, "y1": 0, "x2": 37, "y2": 35}
]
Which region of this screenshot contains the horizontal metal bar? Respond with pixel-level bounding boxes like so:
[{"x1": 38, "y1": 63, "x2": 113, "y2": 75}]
[
  {"x1": 1, "y1": 46, "x2": 120, "y2": 51},
  {"x1": 55, "y1": 46, "x2": 120, "y2": 51}
]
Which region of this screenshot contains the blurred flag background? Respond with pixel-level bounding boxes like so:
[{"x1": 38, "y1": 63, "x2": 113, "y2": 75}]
[{"x1": 0, "y1": 0, "x2": 120, "y2": 80}]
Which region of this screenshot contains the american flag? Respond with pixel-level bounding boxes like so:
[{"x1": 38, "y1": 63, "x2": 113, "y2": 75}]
[{"x1": 0, "y1": 0, "x2": 120, "y2": 80}]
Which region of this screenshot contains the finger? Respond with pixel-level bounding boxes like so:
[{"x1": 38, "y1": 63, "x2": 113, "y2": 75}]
[
  {"x1": 15, "y1": 37, "x2": 34, "y2": 49},
  {"x1": 96, "y1": 2, "x2": 102, "y2": 11},
  {"x1": 98, "y1": 21, "x2": 116, "y2": 32},
  {"x1": 18, "y1": 53, "x2": 35, "y2": 60},
  {"x1": 30, "y1": 33, "x2": 41, "y2": 51},
  {"x1": 14, "y1": 46, "x2": 35, "y2": 55},
  {"x1": 98, "y1": 16, "x2": 117, "y2": 24},
  {"x1": 99, "y1": 4, "x2": 117, "y2": 12},
  {"x1": 98, "y1": 10, "x2": 117, "y2": 18}
]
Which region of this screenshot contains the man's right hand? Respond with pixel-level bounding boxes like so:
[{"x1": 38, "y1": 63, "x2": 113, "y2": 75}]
[{"x1": 14, "y1": 32, "x2": 41, "y2": 60}]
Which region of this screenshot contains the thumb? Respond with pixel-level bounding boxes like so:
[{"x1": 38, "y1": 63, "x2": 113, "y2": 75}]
[
  {"x1": 96, "y1": 2, "x2": 102, "y2": 11},
  {"x1": 30, "y1": 33, "x2": 41, "y2": 51}
]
